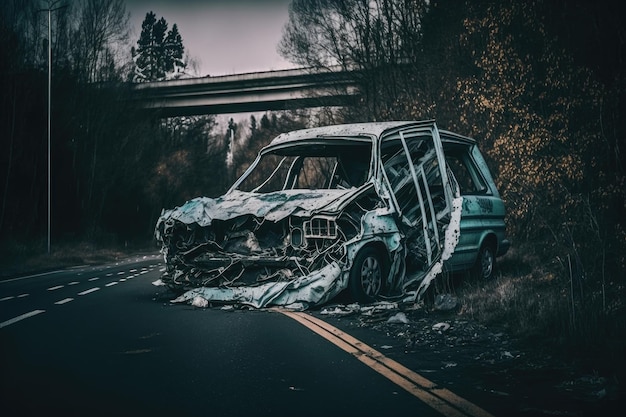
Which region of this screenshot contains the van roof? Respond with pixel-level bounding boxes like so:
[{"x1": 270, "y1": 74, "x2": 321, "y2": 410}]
[{"x1": 268, "y1": 121, "x2": 476, "y2": 147}]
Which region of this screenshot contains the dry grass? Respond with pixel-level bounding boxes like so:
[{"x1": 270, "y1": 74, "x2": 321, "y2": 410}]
[
  {"x1": 453, "y1": 246, "x2": 626, "y2": 381},
  {"x1": 459, "y1": 250, "x2": 569, "y2": 337}
]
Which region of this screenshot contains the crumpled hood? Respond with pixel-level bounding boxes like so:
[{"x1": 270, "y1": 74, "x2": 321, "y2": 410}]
[{"x1": 157, "y1": 188, "x2": 360, "y2": 229}]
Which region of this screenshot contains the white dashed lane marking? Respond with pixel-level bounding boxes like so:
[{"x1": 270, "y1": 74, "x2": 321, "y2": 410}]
[
  {"x1": 78, "y1": 287, "x2": 100, "y2": 296},
  {"x1": 0, "y1": 310, "x2": 46, "y2": 329},
  {"x1": 0, "y1": 264, "x2": 162, "y2": 329}
]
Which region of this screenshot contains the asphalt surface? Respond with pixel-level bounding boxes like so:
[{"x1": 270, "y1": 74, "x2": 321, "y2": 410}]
[
  {"x1": 0, "y1": 256, "x2": 622, "y2": 416},
  {"x1": 0, "y1": 256, "x2": 469, "y2": 416}
]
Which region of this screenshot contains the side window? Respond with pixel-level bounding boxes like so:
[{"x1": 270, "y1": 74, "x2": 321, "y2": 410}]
[{"x1": 446, "y1": 152, "x2": 488, "y2": 195}]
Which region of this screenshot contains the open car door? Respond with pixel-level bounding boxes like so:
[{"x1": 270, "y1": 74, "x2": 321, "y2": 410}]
[{"x1": 380, "y1": 122, "x2": 462, "y2": 299}]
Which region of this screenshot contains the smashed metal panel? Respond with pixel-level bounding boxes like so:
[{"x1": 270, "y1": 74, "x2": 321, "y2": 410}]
[
  {"x1": 171, "y1": 261, "x2": 345, "y2": 310},
  {"x1": 155, "y1": 188, "x2": 357, "y2": 227},
  {"x1": 155, "y1": 121, "x2": 464, "y2": 309},
  {"x1": 404, "y1": 196, "x2": 463, "y2": 301}
]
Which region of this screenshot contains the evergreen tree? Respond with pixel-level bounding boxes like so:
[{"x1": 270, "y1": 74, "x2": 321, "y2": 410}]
[
  {"x1": 132, "y1": 12, "x2": 186, "y2": 82},
  {"x1": 152, "y1": 16, "x2": 168, "y2": 79},
  {"x1": 260, "y1": 114, "x2": 271, "y2": 130},
  {"x1": 164, "y1": 23, "x2": 186, "y2": 78},
  {"x1": 133, "y1": 12, "x2": 159, "y2": 81},
  {"x1": 249, "y1": 115, "x2": 257, "y2": 134}
]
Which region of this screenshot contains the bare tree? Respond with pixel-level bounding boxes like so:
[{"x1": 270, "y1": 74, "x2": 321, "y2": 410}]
[
  {"x1": 279, "y1": 0, "x2": 429, "y2": 120},
  {"x1": 69, "y1": 0, "x2": 129, "y2": 82}
]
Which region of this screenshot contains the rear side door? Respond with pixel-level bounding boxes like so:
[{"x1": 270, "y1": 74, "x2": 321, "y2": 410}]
[{"x1": 444, "y1": 141, "x2": 506, "y2": 269}]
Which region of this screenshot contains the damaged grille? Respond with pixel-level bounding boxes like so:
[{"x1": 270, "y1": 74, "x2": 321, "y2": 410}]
[{"x1": 304, "y1": 216, "x2": 337, "y2": 239}]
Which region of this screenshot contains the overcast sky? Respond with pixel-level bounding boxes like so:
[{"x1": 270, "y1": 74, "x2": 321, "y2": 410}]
[{"x1": 125, "y1": 0, "x2": 295, "y2": 77}]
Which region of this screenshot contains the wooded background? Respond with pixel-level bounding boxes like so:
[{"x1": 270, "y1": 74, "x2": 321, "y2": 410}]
[{"x1": 1, "y1": 1, "x2": 624, "y2": 361}]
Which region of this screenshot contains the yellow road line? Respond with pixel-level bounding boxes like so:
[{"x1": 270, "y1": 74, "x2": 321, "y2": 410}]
[{"x1": 277, "y1": 309, "x2": 496, "y2": 417}]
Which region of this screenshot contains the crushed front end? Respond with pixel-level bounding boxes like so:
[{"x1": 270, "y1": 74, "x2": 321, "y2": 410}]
[{"x1": 154, "y1": 186, "x2": 382, "y2": 308}]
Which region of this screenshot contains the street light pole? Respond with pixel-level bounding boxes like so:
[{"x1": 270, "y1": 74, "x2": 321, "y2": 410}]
[
  {"x1": 40, "y1": 0, "x2": 64, "y2": 254},
  {"x1": 47, "y1": 4, "x2": 51, "y2": 254}
]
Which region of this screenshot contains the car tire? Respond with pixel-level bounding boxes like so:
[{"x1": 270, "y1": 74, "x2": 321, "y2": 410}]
[
  {"x1": 349, "y1": 246, "x2": 385, "y2": 303},
  {"x1": 470, "y1": 243, "x2": 496, "y2": 281}
]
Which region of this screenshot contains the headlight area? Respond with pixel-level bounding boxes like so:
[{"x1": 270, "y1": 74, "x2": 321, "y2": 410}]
[{"x1": 159, "y1": 215, "x2": 349, "y2": 291}]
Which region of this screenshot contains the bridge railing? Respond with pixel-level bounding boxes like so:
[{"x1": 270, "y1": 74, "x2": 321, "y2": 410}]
[{"x1": 130, "y1": 66, "x2": 360, "y2": 116}]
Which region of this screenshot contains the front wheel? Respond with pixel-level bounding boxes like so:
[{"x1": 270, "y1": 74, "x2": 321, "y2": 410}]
[
  {"x1": 470, "y1": 243, "x2": 496, "y2": 281},
  {"x1": 349, "y1": 247, "x2": 385, "y2": 303}
]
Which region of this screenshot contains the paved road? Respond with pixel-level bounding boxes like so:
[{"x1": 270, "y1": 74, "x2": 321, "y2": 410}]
[
  {"x1": 3, "y1": 256, "x2": 614, "y2": 417},
  {"x1": 0, "y1": 256, "x2": 501, "y2": 417}
]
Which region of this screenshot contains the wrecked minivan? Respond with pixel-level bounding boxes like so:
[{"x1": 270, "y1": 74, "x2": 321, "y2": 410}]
[{"x1": 155, "y1": 121, "x2": 509, "y2": 309}]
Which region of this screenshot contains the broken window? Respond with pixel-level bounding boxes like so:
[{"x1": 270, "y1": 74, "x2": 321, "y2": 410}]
[
  {"x1": 236, "y1": 154, "x2": 295, "y2": 193},
  {"x1": 234, "y1": 141, "x2": 373, "y2": 193}
]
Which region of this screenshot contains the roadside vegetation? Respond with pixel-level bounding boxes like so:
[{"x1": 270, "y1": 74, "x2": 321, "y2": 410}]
[
  {"x1": 1, "y1": 0, "x2": 624, "y2": 387},
  {"x1": 279, "y1": 0, "x2": 626, "y2": 384}
]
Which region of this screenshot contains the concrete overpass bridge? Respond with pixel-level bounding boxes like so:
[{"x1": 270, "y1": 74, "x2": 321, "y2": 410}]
[{"x1": 130, "y1": 67, "x2": 360, "y2": 117}]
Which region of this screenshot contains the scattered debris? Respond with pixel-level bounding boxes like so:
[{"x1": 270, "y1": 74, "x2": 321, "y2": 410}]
[
  {"x1": 360, "y1": 302, "x2": 399, "y2": 312},
  {"x1": 191, "y1": 296, "x2": 209, "y2": 308},
  {"x1": 387, "y1": 312, "x2": 410, "y2": 324},
  {"x1": 320, "y1": 304, "x2": 360, "y2": 316},
  {"x1": 501, "y1": 351, "x2": 515, "y2": 359},
  {"x1": 432, "y1": 322, "x2": 451, "y2": 332}
]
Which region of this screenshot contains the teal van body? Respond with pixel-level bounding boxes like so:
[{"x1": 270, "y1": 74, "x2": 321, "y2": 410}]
[{"x1": 439, "y1": 130, "x2": 510, "y2": 279}]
